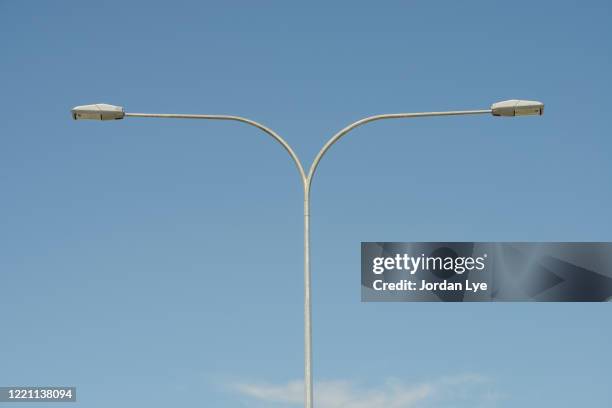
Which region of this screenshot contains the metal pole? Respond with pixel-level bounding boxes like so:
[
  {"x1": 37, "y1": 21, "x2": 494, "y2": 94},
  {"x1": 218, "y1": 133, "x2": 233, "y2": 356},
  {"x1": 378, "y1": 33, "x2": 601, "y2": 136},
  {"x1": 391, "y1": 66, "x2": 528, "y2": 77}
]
[
  {"x1": 303, "y1": 184, "x2": 313, "y2": 408},
  {"x1": 123, "y1": 108, "x2": 493, "y2": 408}
]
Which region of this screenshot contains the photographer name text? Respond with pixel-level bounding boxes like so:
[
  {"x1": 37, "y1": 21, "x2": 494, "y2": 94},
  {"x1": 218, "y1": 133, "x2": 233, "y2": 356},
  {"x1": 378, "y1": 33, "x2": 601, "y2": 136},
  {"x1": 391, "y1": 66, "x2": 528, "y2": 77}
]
[{"x1": 372, "y1": 279, "x2": 488, "y2": 292}]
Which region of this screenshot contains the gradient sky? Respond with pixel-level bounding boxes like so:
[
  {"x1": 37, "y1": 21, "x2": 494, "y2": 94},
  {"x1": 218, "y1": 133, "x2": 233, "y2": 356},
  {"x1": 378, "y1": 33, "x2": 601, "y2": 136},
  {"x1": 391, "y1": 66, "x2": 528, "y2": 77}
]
[{"x1": 1, "y1": 1, "x2": 611, "y2": 407}]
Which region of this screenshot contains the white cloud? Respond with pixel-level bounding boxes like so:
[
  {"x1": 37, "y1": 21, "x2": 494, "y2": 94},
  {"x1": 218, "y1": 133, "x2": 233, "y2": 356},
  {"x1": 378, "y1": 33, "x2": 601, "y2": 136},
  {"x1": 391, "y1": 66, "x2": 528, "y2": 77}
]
[{"x1": 231, "y1": 374, "x2": 500, "y2": 408}]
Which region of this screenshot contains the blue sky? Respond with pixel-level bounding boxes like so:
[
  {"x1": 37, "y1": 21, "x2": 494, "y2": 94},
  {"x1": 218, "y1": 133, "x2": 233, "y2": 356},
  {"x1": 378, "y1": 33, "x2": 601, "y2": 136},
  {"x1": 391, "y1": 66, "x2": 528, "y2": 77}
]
[{"x1": 1, "y1": 1, "x2": 611, "y2": 407}]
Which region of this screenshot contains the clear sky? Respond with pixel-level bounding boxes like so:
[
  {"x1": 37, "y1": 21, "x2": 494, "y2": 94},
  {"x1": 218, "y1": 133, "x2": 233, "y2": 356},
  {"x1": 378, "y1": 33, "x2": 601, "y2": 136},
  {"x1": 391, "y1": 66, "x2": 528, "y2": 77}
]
[{"x1": 1, "y1": 1, "x2": 611, "y2": 407}]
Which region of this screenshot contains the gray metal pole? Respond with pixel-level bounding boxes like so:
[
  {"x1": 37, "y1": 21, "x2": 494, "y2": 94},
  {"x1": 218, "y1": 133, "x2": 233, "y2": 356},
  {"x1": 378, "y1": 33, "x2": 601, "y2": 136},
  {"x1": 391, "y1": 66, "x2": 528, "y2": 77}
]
[
  {"x1": 124, "y1": 108, "x2": 493, "y2": 408},
  {"x1": 303, "y1": 185, "x2": 312, "y2": 408}
]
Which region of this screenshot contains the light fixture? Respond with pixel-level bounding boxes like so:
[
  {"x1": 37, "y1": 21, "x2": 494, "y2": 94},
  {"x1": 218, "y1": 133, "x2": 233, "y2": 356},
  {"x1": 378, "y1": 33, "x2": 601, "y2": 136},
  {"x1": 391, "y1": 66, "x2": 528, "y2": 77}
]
[
  {"x1": 71, "y1": 103, "x2": 125, "y2": 120},
  {"x1": 491, "y1": 99, "x2": 544, "y2": 117}
]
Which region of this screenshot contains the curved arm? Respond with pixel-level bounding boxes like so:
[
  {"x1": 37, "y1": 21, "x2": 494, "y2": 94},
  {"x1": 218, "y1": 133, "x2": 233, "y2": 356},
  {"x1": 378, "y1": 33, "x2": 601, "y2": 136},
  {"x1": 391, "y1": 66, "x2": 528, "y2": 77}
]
[
  {"x1": 125, "y1": 112, "x2": 308, "y2": 186},
  {"x1": 305, "y1": 109, "x2": 491, "y2": 192}
]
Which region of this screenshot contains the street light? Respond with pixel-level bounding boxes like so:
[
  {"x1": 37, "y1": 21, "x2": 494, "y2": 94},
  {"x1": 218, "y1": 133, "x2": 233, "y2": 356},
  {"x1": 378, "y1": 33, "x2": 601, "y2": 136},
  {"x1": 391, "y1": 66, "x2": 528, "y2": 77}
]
[
  {"x1": 490, "y1": 99, "x2": 544, "y2": 116},
  {"x1": 71, "y1": 103, "x2": 125, "y2": 120},
  {"x1": 71, "y1": 99, "x2": 544, "y2": 408}
]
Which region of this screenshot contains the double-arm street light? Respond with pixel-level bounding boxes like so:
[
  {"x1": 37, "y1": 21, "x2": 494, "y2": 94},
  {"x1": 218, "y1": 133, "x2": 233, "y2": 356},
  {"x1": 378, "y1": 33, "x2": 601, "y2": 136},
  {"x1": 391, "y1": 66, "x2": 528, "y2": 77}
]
[{"x1": 71, "y1": 98, "x2": 544, "y2": 408}]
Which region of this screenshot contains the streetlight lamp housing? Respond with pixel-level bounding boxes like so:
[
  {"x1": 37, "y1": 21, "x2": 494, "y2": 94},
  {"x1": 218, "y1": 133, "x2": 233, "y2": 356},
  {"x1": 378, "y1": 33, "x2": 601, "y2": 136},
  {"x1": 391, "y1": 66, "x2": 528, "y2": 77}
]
[
  {"x1": 71, "y1": 103, "x2": 125, "y2": 120},
  {"x1": 491, "y1": 99, "x2": 544, "y2": 117}
]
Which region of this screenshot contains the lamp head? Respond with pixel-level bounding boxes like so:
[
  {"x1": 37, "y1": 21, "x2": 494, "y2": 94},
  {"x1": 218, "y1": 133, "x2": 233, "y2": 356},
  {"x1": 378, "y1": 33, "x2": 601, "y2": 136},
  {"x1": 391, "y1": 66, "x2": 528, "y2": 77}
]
[
  {"x1": 491, "y1": 99, "x2": 544, "y2": 117},
  {"x1": 71, "y1": 103, "x2": 125, "y2": 120}
]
